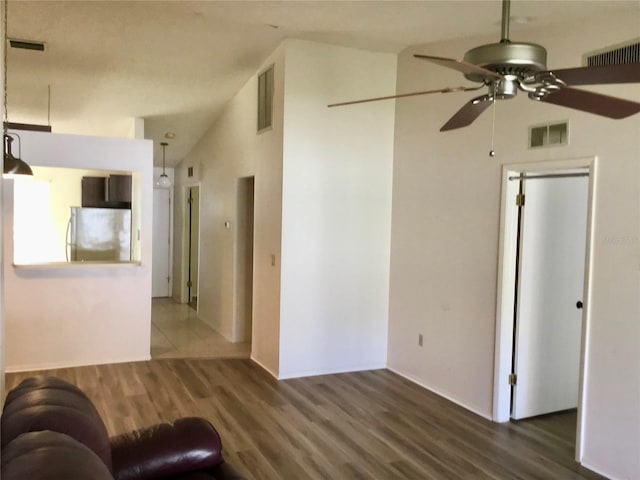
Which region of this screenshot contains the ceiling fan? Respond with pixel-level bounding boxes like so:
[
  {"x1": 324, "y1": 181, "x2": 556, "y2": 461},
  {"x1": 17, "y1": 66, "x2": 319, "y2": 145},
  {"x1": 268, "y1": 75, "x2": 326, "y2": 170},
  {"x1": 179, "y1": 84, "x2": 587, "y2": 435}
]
[{"x1": 329, "y1": 0, "x2": 640, "y2": 132}]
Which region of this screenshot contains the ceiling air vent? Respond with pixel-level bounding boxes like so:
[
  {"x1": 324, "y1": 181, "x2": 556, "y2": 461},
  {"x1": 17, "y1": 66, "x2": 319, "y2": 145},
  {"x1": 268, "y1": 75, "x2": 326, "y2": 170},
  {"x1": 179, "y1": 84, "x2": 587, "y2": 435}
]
[
  {"x1": 584, "y1": 39, "x2": 640, "y2": 67},
  {"x1": 9, "y1": 39, "x2": 45, "y2": 51}
]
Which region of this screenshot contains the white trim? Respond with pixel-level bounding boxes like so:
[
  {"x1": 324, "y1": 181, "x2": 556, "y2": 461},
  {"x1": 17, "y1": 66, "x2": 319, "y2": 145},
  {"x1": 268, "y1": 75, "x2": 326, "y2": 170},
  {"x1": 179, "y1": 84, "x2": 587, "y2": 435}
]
[
  {"x1": 278, "y1": 363, "x2": 387, "y2": 380},
  {"x1": 250, "y1": 355, "x2": 279, "y2": 379},
  {"x1": 389, "y1": 367, "x2": 493, "y2": 421},
  {"x1": 580, "y1": 461, "x2": 621, "y2": 480},
  {"x1": 5, "y1": 355, "x2": 152, "y2": 373},
  {"x1": 12, "y1": 262, "x2": 142, "y2": 270},
  {"x1": 492, "y1": 156, "x2": 597, "y2": 462}
]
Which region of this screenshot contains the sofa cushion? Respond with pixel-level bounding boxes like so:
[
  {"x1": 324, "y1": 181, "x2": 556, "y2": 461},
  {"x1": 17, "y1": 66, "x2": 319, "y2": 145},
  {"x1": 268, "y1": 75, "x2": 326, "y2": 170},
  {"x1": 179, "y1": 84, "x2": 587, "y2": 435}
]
[
  {"x1": 1, "y1": 376, "x2": 113, "y2": 472},
  {"x1": 1, "y1": 430, "x2": 114, "y2": 480}
]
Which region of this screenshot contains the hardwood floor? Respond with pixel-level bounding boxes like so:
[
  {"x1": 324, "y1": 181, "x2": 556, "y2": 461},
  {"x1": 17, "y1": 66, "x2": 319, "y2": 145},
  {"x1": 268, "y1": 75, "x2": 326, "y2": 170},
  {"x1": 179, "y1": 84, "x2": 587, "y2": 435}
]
[{"x1": 5, "y1": 359, "x2": 605, "y2": 480}]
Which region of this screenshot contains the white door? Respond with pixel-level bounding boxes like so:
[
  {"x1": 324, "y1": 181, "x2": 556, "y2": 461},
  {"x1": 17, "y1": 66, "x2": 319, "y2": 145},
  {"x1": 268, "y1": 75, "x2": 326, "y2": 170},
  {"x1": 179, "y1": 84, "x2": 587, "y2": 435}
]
[
  {"x1": 152, "y1": 188, "x2": 171, "y2": 297},
  {"x1": 512, "y1": 175, "x2": 588, "y2": 420}
]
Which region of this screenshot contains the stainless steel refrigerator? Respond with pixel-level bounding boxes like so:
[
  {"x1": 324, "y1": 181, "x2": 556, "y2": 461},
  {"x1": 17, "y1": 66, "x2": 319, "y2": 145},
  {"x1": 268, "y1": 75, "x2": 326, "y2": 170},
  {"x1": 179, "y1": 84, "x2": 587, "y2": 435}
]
[{"x1": 66, "y1": 207, "x2": 132, "y2": 262}]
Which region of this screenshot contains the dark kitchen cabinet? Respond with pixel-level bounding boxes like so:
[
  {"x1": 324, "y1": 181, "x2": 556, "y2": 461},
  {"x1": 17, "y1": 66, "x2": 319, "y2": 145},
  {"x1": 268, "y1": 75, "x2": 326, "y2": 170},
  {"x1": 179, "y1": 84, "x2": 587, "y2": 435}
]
[
  {"x1": 82, "y1": 175, "x2": 132, "y2": 209},
  {"x1": 107, "y1": 175, "x2": 132, "y2": 203},
  {"x1": 81, "y1": 176, "x2": 106, "y2": 208}
]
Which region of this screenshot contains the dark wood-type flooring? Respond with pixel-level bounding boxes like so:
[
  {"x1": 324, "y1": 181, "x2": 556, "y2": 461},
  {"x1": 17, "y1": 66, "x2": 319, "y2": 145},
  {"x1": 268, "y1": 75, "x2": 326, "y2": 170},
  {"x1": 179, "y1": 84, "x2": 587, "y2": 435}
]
[{"x1": 5, "y1": 359, "x2": 605, "y2": 480}]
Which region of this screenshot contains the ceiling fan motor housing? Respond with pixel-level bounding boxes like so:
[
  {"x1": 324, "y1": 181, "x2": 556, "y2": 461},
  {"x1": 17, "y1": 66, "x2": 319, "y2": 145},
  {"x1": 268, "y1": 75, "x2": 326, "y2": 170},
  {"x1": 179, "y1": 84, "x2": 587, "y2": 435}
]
[{"x1": 463, "y1": 42, "x2": 548, "y2": 83}]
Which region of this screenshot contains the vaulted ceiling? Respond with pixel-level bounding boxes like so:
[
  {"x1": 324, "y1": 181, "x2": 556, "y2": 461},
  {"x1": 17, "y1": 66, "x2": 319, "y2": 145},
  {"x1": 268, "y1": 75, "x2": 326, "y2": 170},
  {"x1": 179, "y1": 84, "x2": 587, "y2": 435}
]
[{"x1": 6, "y1": 0, "x2": 639, "y2": 165}]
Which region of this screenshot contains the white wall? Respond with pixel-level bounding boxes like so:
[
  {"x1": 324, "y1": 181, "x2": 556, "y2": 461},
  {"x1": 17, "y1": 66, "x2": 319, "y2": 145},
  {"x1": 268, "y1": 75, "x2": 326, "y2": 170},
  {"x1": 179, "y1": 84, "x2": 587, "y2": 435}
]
[
  {"x1": 278, "y1": 41, "x2": 396, "y2": 377},
  {"x1": 3, "y1": 131, "x2": 153, "y2": 371},
  {"x1": 388, "y1": 12, "x2": 639, "y2": 479},
  {"x1": 1, "y1": 3, "x2": 6, "y2": 396},
  {"x1": 174, "y1": 44, "x2": 286, "y2": 376},
  {"x1": 173, "y1": 40, "x2": 396, "y2": 379}
]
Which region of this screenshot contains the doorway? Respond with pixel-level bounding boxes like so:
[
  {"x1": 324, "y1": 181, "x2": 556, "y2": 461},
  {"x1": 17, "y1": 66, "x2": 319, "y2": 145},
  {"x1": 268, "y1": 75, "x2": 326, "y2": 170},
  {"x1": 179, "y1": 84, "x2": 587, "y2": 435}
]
[
  {"x1": 494, "y1": 157, "x2": 596, "y2": 461},
  {"x1": 183, "y1": 186, "x2": 200, "y2": 310},
  {"x1": 234, "y1": 177, "x2": 255, "y2": 343}
]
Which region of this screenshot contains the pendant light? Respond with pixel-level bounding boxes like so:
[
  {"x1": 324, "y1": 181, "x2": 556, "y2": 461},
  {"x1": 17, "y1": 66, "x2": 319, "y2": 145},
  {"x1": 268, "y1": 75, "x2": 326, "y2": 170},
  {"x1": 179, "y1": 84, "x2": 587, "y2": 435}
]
[
  {"x1": 156, "y1": 141, "x2": 171, "y2": 188},
  {"x1": 4, "y1": 133, "x2": 31, "y2": 175},
  {"x1": 3, "y1": 0, "x2": 33, "y2": 177}
]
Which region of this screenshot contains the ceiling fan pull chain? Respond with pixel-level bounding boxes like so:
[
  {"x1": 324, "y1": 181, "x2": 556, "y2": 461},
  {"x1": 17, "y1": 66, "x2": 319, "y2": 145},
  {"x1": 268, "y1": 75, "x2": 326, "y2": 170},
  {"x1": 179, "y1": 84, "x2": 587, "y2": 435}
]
[{"x1": 489, "y1": 96, "x2": 497, "y2": 157}]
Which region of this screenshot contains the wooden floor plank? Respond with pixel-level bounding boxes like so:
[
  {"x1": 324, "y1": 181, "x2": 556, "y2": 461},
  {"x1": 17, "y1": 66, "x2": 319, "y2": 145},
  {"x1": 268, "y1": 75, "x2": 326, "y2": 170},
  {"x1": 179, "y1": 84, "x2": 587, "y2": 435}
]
[{"x1": 4, "y1": 359, "x2": 606, "y2": 480}]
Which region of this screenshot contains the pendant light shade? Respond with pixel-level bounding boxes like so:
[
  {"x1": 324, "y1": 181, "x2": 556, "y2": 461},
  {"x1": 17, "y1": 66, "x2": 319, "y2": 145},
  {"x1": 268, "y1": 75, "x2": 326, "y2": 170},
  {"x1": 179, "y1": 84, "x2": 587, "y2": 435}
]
[
  {"x1": 156, "y1": 141, "x2": 171, "y2": 188},
  {"x1": 157, "y1": 172, "x2": 171, "y2": 188},
  {"x1": 4, "y1": 133, "x2": 32, "y2": 176}
]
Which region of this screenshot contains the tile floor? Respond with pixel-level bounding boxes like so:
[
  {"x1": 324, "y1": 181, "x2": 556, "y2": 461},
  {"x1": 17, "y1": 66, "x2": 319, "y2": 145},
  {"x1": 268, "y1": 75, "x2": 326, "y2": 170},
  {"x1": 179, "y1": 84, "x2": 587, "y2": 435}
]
[{"x1": 151, "y1": 297, "x2": 251, "y2": 360}]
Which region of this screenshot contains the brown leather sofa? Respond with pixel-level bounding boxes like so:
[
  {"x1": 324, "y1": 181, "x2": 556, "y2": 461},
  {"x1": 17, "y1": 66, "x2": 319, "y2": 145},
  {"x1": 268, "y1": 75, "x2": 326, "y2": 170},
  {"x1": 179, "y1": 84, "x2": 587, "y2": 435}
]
[{"x1": 1, "y1": 376, "x2": 246, "y2": 480}]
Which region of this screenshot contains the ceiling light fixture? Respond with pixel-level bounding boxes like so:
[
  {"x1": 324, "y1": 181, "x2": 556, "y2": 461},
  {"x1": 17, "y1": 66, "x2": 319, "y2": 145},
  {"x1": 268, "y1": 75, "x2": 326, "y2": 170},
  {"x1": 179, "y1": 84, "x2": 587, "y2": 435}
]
[
  {"x1": 156, "y1": 141, "x2": 171, "y2": 188},
  {"x1": 3, "y1": 0, "x2": 33, "y2": 177}
]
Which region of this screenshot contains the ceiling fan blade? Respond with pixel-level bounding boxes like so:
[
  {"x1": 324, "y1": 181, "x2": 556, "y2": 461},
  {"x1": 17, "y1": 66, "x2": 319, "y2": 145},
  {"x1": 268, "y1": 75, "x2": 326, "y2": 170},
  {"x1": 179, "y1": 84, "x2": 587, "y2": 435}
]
[
  {"x1": 541, "y1": 87, "x2": 640, "y2": 119},
  {"x1": 327, "y1": 86, "x2": 478, "y2": 108},
  {"x1": 414, "y1": 54, "x2": 503, "y2": 81},
  {"x1": 440, "y1": 94, "x2": 494, "y2": 132},
  {"x1": 547, "y1": 62, "x2": 640, "y2": 86}
]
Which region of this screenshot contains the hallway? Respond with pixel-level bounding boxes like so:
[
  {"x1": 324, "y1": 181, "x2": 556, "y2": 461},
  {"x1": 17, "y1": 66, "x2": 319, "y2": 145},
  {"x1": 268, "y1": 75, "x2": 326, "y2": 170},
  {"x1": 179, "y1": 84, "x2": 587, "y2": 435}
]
[{"x1": 151, "y1": 298, "x2": 250, "y2": 360}]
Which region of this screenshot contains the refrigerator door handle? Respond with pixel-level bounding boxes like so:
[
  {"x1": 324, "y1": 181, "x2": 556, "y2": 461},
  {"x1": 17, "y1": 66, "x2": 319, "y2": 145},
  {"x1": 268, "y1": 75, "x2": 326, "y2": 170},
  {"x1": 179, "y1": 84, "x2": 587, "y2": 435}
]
[{"x1": 65, "y1": 216, "x2": 72, "y2": 262}]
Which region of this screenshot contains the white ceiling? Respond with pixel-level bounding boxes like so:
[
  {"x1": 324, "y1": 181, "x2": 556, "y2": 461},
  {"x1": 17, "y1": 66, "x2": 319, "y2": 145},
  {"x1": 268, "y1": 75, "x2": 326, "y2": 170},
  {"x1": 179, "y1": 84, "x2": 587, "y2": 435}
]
[{"x1": 6, "y1": 0, "x2": 639, "y2": 166}]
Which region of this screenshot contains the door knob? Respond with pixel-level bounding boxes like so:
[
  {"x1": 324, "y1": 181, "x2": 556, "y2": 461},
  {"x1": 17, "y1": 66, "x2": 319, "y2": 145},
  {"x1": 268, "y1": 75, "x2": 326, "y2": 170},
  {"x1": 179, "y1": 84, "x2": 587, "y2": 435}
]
[{"x1": 576, "y1": 301, "x2": 583, "y2": 309}]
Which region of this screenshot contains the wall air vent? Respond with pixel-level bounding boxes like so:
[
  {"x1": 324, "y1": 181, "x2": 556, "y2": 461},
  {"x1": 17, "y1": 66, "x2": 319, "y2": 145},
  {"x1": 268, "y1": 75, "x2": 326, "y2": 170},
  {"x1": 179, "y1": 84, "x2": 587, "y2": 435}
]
[
  {"x1": 584, "y1": 39, "x2": 639, "y2": 67},
  {"x1": 9, "y1": 39, "x2": 45, "y2": 51},
  {"x1": 529, "y1": 121, "x2": 568, "y2": 149},
  {"x1": 257, "y1": 65, "x2": 274, "y2": 132}
]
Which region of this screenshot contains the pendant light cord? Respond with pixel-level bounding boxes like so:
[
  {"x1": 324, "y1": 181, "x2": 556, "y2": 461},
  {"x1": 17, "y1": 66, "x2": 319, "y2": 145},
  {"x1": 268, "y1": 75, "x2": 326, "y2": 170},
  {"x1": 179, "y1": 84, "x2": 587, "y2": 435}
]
[
  {"x1": 161, "y1": 142, "x2": 168, "y2": 174},
  {"x1": 489, "y1": 96, "x2": 497, "y2": 157}
]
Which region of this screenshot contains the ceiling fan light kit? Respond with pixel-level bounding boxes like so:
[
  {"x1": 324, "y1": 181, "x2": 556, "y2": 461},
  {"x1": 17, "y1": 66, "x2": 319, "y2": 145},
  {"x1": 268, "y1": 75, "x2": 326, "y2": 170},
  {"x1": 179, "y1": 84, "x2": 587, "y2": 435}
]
[{"x1": 329, "y1": 0, "x2": 640, "y2": 133}]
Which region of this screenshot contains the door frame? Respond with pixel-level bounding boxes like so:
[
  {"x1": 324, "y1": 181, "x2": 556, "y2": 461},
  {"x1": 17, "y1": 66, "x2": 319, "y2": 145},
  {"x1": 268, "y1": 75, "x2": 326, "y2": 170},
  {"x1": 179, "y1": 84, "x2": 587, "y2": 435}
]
[
  {"x1": 493, "y1": 156, "x2": 597, "y2": 462},
  {"x1": 233, "y1": 176, "x2": 255, "y2": 343},
  {"x1": 180, "y1": 184, "x2": 201, "y2": 307}
]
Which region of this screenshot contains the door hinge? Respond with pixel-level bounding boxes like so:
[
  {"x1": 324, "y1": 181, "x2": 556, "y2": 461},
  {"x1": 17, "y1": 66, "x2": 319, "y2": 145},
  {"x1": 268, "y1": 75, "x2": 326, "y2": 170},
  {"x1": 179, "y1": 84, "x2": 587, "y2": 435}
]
[
  {"x1": 516, "y1": 194, "x2": 525, "y2": 207},
  {"x1": 509, "y1": 373, "x2": 517, "y2": 386},
  {"x1": 187, "y1": 196, "x2": 193, "y2": 204},
  {"x1": 166, "y1": 276, "x2": 170, "y2": 283},
  {"x1": 187, "y1": 280, "x2": 193, "y2": 288}
]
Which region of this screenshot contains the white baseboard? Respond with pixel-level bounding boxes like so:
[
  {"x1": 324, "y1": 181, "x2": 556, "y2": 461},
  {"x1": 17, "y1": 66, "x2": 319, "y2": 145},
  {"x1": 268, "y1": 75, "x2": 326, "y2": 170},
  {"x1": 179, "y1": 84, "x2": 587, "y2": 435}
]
[
  {"x1": 277, "y1": 363, "x2": 387, "y2": 380},
  {"x1": 249, "y1": 355, "x2": 279, "y2": 379},
  {"x1": 5, "y1": 355, "x2": 152, "y2": 373},
  {"x1": 580, "y1": 461, "x2": 620, "y2": 480},
  {"x1": 387, "y1": 366, "x2": 493, "y2": 421}
]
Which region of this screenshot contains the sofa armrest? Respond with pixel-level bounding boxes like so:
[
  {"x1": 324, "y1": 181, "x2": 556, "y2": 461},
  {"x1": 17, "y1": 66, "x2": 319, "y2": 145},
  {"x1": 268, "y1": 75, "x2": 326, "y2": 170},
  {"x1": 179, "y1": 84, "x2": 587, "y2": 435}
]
[{"x1": 110, "y1": 417, "x2": 224, "y2": 480}]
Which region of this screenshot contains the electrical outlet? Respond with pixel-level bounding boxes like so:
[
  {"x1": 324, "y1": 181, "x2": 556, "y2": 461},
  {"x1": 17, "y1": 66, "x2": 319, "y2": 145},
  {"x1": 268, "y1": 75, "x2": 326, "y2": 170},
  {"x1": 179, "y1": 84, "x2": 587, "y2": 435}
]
[{"x1": 418, "y1": 334, "x2": 423, "y2": 347}]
